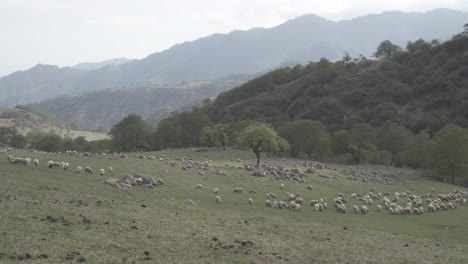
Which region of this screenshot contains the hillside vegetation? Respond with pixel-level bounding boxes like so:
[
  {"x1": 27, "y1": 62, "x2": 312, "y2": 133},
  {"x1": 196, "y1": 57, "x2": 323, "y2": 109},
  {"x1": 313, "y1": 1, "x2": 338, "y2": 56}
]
[
  {"x1": 30, "y1": 75, "x2": 251, "y2": 130},
  {"x1": 209, "y1": 35, "x2": 468, "y2": 132},
  {"x1": 0, "y1": 107, "x2": 109, "y2": 145},
  {"x1": 1, "y1": 9, "x2": 467, "y2": 106},
  {"x1": 1, "y1": 149, "x2": 467, "y2": 263}
]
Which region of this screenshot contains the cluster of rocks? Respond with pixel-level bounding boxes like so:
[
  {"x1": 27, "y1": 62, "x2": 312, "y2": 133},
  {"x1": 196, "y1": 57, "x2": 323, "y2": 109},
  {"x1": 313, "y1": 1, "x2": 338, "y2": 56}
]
[
  {"x1": 242, "y1": 160, "x2": 328, "y2": 183},
  {"x1": 335, "y1": 166, "x2": 428, "y2": 184},
  {"x1": 105, "y1": 174, "x2": 164, "y2": 191}
]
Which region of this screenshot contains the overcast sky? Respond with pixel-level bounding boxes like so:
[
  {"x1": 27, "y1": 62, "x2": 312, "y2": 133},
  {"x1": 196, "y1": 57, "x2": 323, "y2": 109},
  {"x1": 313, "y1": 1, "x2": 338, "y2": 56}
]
[{"x1": 1, "y1": 0, "x2": 467, "y2": 77}]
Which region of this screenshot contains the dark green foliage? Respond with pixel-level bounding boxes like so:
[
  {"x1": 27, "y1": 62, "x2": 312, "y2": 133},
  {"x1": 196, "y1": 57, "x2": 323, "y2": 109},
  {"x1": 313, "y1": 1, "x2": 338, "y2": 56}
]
[
  {"x1": 237, "y1": 123, "x2": 288, "y2": 167},
  {"x1": 109, "y1": 114, "x2": 150, "y2": 152},
  {"x1": 373, "y1": 40, "x2": 403, "y2": 59},
  {"x1": 9, "y1": 135, "x2": 28, "y2": 149},
  {"x1": 29, "y1": 133, "x2": 63, "y2": 152},
  {"x1": 432, "y1": 126, "x2": 468, "y2": 185},
  {"x1": 151, "y1": 111, "x2": 211, "y2": 149}
]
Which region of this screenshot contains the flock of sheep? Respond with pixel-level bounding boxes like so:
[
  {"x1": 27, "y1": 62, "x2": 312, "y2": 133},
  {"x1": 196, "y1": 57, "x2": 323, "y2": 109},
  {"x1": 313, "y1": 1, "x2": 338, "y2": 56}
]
[{"x1": 4, "y1": 148, "x2": 468, "y2": 219}]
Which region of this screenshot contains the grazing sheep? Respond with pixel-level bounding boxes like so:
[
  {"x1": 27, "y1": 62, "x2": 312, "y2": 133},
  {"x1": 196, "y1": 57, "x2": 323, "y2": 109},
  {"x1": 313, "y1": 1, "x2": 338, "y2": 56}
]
[
  {"x1": 351, "y1": 193, "x2": 357, "y2": 199},
  {"x1": 267, "y1": 193, "x2": 276, "y2": 199},
  {"x1": 413, "y1": 207, "x2": 422, "y2": 215},
  {"x1": 248, "y1": 198, "x2": 253, "y2": 205},
  {"x1": 108, "y1": 167, "x2": 113, "y2": 173},
  {"x1": 353, "y1": 205, "x2": 359, "y2": 214},
  {"x1": 33, "y1": 159, "x2": 39, "y2": 166},
  {"x1": 389, "y1": 207, "x2": 394, "y2": 215},
  {"x1": 99, "y1": 168, "x2": 105, "y2": 176},
  {"x1": 322, "y1": 202, "x2": 328, "y2": 209},
  {"x1": 401, "y1": 207, "x2": 412, "y2": 215},
  {"x1": 63, "y1": 162, "x2": 69, "y2": 170},
  {"x1": 360, "y1": 205, "x2": 368, "y2": 214},
  {"x1": 249, "y1": 189, "x2": 256, "y2": 194},
  {"x1": 183, "y1": 199, "x2": 196, "y2": 205},
  {"x1": 336, "y1": 204, "x2": 346, "y2": 214},
  {"x1": 48, "y1": 160, "x2": 53, "y2": 168},
  {"x1": 377, "y1": 204, "x2": 382, "y2": 212},
  {"x1": 233, "y1": 187, "x2": 244, "y2": 193},
  {"x1": 447, "y1": 203, "x2": 456, "y2": 210},
  {"x1": 306, "y1": 185, "x2": 313, "y2": 190},
  {"x1": 272, "y1": 201, "x2": 279, "y2": 208},
  {"x1": 84, "y1": 166, "x2": 93, "y2": 174},
  {"x1": 76, "y1": 166, "x2": 82, "y2": 173},
  {"x1": 314, "y1": 203, "x2": 323, "y2": 212},
  {"x1": 295, "y1": 197, "x2": 303, "y2": 204},
  {"x1": 213, "y1": 188, "x2": 219, "y2": 194},
  {"x1": 280, "y1": 183, "x2": 285, "y2": 190},
  {"x1": 338, "y1": 193, "x2": 345, "y2": 199},
  {"x1": 266, "y1": 200, "x2": 272, "y2": 207},
  {"x1": 215, "y1": 195, "x2": 222, "y2": 204},
  {"x1": 194, "y1": 184, "x2": 203, "y2": 190}
]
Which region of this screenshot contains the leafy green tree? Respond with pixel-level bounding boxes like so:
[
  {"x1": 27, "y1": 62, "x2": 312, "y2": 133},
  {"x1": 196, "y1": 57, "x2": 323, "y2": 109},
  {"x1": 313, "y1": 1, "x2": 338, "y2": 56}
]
[
  {"x1": 376, "y1": 121, "x2": 412, "y2": 166},
  {"x1": 200, "y1": 126, "x2": 218, "y2": 147},
  {"x1": 347, "y1": 123, "x2": 376, "y2": 164},
  {"x1": 278, "y1": 120, "x2": 330, "y2": 159},
  {"x1": 213, "y1": 124, "x2": 229, "y2": 150},
  {"x1": 374, "y1": 40, "x2": 402, "y2": 59},
  {"x1": 29, "y1": 133, "x2": 63, "y2": 152},
  {"x1": 432, "y1": 126, "x2": 468, "y2": 184},
  {"x1": 401, "y1": 131, "x2": 431, "y2": 168},
  {"x1": 406, "y1": 39, "x2": 431, "y2": 53},
  {"x1": 237, "y1": 123, "x2": 285, "y2": 167},
  {"x1": 9, "y1": 134, "x2": 27, "y2": 149},
  {"x1": 110, "y1": 114, "x2": 150, "y2": 152}
]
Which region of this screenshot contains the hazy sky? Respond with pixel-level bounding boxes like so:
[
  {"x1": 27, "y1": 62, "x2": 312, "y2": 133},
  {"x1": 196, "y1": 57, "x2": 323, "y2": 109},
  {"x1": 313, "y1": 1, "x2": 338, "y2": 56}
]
[{"x1": 1, "y1": 0, "x2": 467, "y2": 77}]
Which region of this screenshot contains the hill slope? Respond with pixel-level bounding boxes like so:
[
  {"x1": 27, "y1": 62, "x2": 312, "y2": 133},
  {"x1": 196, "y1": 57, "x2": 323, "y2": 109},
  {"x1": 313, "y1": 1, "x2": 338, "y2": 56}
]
[
  {"x1": 30, "y1": 75, "x2": 252, "y2": 130},
  {"x1": 72, "y1": 58, "x2": 133, "y2": 71},
  {"x1": 209, "y1": 35, "x2": 468, "y2": 132},
  {"x1": 1, "y1": 9, "x2": 467, "y2": 106},
  {"x1": 0, "y1": 107, "x2": 108, "y2": 141}
]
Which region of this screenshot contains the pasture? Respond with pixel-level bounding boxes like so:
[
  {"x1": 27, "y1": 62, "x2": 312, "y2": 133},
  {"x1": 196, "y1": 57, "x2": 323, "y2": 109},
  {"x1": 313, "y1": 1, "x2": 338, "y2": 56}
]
[{"x1": 1, "y1": 149, "x2": 467, "y2": 263}]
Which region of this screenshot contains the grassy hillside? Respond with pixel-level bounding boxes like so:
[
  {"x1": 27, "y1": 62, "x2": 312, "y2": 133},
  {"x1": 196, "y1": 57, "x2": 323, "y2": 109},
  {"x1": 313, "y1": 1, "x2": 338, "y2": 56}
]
[
  {"x1": 1, "y1": 148, "x2": 467, "y2": 263},
  {"x1": 0, "y1": 107, "x2": 108, "y2": 141},
  {"x1": 209, "y1": 36, "x2": 468, "y2": 132}
]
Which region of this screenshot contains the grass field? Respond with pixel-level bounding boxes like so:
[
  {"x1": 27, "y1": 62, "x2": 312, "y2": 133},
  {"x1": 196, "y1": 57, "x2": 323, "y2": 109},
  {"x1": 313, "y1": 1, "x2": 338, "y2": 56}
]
[{"x1": 1, "y1": 149, "x2": 467, "y2": 263}]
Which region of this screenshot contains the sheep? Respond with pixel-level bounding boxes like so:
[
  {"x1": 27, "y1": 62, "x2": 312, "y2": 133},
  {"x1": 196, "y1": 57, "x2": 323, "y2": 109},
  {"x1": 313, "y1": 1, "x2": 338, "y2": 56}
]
[
  {"x1": 367, "y1": 199, "x2": 373, "y2": 205},
  {"x1": 63, "y1": 162, "x2": 69, "y2": 170},
  {"x1": 447, "y1": 202, "x2": 456, "y2": 210},
  {"x1": 351, "y1": 193, "x2": 357, "y2": 199},
  {"x1": 213, "y1": 188, "x2": 219, "y2": 194},
  {"x1": 287, "y1": 193, "x2": 296, "y2": 201},
  {"x1": 108, "y1": 167, "x2": 113, "y2": 173},
  {"x1": 233, "y1": 187, "x2": 244, "y2": 193},
  {"x1": 280, "y1": 183, "x2": 285, "y2": 190},
  {"x1": 48, "y1": 161, "x2": 61, "y2": 168},
  {"x1": 401, "y1": 207, "x2": 413, "y2": 215},
  {"x1": 388, "y1": 207, "x2": 394, "y2": 215},
  {"x1": 266, "y1": 200, "x2": 272, "y2": 207},
  {"x1": 99, "y1": 168, "x2": 105, "y2": 176},
  {"x1": 310, "y1": 200, "x2": 319, "y2": 206},
  {"x1": 249, "y1": 189, "x2": 257, "y2": 194},
  {"x1": 292, "y1": 203, "x2": 301, "y2": 211},
  {"x1": 76, "y1": 166, "x2": 82, "y2": 173},
  {"x1": 413, "y1": 207, "x2": 422, "y2": 215},
  {"x1": 377, "y1": 204, "x2": 382, "y2": 212},
  {"x1": 295, "y1": 197, "x2": 303, "y2": 204},
  {"x1": 25, "y1": 158, "x2": 31, "y2": 165},
  {"x1": 248, "y1": 198, "x2": 253, "y2": 205},
  {"x1": 336, "y1": 204, "x2": 346, "y2": 214},
  {"x1": 360, "y1": 205, "x2": 369, "y2": 214},
  {"x1": 337, "y1": 193, "x2": 345, "y2": 199},
  {"x1": 322, "y1": 202, "x2": 328, "y2": 209},
  {"x1": 314, "y1": 203, "x2": 323, "y2": 212},
  {"x1": 194, "y1": 184, "x2": 203, "y2": 190},
  {"x1": 33, "y1": 159, "x2": 39, "y2": 166},
  {"x1": 272, "y1": 201, "x2": 279, "y2": 208},
  {"x1": 353, "y1": 205, "x2": 359, "y2": 214},
  {"x1": 306, "y1": 185, "x2": 313, "y2": 190},
  {"x1": 279, "y1": 201, "x2": 288, "y2": 209},
  {"x1": 267, "y1": 193, "x2": 276, "y2": 199},
  {"x1": 84, "y1": 166, "x2": 93, "y2": 174},
  {"x1": 215, "y1": 195, "x2": 222, "y2": 204}
]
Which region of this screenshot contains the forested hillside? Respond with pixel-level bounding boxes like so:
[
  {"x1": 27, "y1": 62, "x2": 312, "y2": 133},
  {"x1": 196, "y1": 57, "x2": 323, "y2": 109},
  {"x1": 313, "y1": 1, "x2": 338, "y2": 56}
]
[{"x1": 209, "y1": 35, "x2": 468, "y2": 133}]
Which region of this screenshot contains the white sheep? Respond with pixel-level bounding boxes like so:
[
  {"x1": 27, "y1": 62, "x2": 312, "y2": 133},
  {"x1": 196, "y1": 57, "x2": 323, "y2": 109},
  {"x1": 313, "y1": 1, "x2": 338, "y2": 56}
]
[
  {"x1": 360, "y1": 205, "x2": 368, "y2": 214},
  {"x1": 280, "y1": 183, "x2": 285, "y2": 190},
  {"x1": 215, "y1": 195, "x2": 222, "y2": 204},
  {"x1": 377, "y1": 204, "x2": 382, "y2": 212},
  {"x1": 33, "y1": 159, "x2": 39, "y2": 166},
  {"x1": 336, "y1": 204, "x2": 346, "y2": 214},
  {"x1": 108, "y1": 167, "x2": 113, "y2": 173},
  {"x1": 248, "y1": 198, "x2": 253, "y2": 205},
  {"x1": 99, "y1": 168, "x2": 105, "y2": 176},
  {"x1": 63, "y1": 162, "x2": 69, "y2": 170},
  {"x1": 76, "y1": 166, "x2": 82, "y2": 173},
  {"x1": 84, "y1": 166, "x2": 93, "y2": 174},
  {"x1": 265, "y1": 200, "x2": 272, "y2": 207},
  {"x1": 194, "y1": 184, "x2": 203, "y2": 190},
  {"x1": 213, "y1": 188, "x2": 219, "y2": 194},
  {"x1": 353, "y1": 205, "x2": 359, "y2": 214}
]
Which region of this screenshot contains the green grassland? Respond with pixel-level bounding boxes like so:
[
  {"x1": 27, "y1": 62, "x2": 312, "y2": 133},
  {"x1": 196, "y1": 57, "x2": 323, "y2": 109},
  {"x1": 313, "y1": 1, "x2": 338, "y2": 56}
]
[{"x1": 1, "y1": 149, "x2": 467, "y2": 263}]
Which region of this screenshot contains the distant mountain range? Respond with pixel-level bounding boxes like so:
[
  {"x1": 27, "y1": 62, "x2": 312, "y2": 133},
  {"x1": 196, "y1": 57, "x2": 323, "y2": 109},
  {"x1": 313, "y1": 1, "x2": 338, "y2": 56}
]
[
  {"x1": 1, "y1": 9, "x2": 467, "y2": 107},
  {"x1": 72, "y1": 58, "x2": 133, "y2": 71}
]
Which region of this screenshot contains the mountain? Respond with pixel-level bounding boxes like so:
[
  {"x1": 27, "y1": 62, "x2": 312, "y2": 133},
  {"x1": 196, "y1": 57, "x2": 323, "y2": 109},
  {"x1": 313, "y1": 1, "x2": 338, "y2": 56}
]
[
  {"x1": 208, "y1": 35, "x2": 468, "y2": 133},
  {"x1": 1, "y1": 9, "x2": 467, "y2": 107},
  {"x1": 72, "y1": 58, "x2": 133, "y2": 71},
  {"x1": 29, "y1": 75, "x2": 252, "y2": 130}
]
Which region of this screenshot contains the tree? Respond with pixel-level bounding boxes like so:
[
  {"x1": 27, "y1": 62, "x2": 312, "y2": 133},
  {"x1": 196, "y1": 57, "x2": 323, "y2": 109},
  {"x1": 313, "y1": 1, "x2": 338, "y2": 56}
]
[
  {"x1": 347, "y1": 123, "x2": 376, "y2": 164},
  {"x1": 401, "y1": 131, "x2": 431, "y2": 168},
  {"x1": 278, "y1": 120, "x2": 330, "y2": 159},
  {"x1": 200, "y1": 126, "x2": 218, "y2": 147},
  {"x1": 237, "y1": 123, "x2": 285, "y2": 167},
  {"x1": 406, "y1": 39, "x2": 431, "y2": 53},
  {"x1": 376, "y1": 121, "x2": 412, "y2": 166},
  {"x1": 29, "y1": 133, "x2": 63, "y2": 152},
  {"x1": 464, "y1": 23, "x2": 468, "y2": 33},
  {"x1": 109, "y1": 114, "x2": 150, "y2": 152},
  {"x1": 373, "y1": 40, "x2": 402, "y2": 59},
  {"x1": 432, "y1": 127, "x2": 468, "y2": 185},
  {"x1": 9, "y1": 134, "x2": 27, "y2": 149}
]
